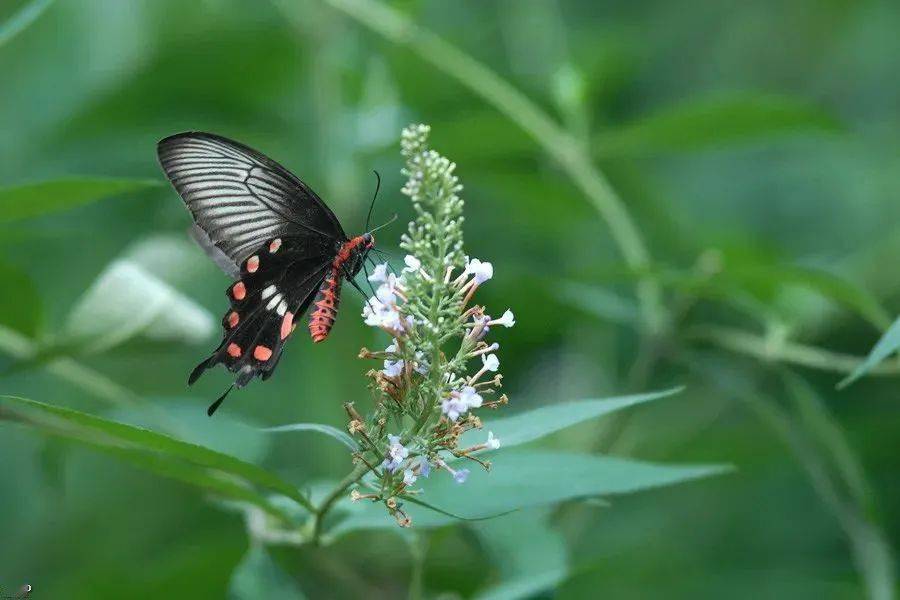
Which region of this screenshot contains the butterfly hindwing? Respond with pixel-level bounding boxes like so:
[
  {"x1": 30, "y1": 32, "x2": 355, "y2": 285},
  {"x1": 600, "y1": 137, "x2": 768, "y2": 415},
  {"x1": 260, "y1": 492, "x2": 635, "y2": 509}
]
[{"x1": 188, "y1": 235, "x2": 334, "y2": 386}]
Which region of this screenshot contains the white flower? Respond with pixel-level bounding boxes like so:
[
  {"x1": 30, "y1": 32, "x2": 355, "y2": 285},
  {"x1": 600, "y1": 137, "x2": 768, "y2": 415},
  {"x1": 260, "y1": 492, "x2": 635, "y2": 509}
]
[
  {"x1": 464, "y1": 257, "x2": 493, "y2": 284},
  {"x1": 486, "y1": 431, "x2": 500, "y2": 450},
  {"x1": 482, "y1": 353, "x2": 499, "y2": 372},
  {"x1": 403, "y1": 255, "x2": 421, "y2": 272},
  {"x1": 458, "y1": 386, "x2": 483, "y2": 410},
  {"x1": 363, "y1": 285, "x2": 412, "y2": 333},
  {"x1": 368, "y1": 263, "x2": 389, "y2": 283},
  {"x1": 453, "y1": 468, "x2": 470, "y2": 484},
  {"x1": 382, "y1": 343, "x2": 404, "y2": 377},
  {"x1": 403, "y1": 468, "x2": 417, "y2": 486},
  {"x1": 381, "y1": 434, "x2": 409, "y2": 473},
  {"x1": 441, "y1": 396, "x2": 469, "y2": 421},
  {"x1": 417, "y1": 457, "x2": 431, "y2": 478},
  {"x1": 493, "y1": 309, "x2": 515, "y2": 328}
]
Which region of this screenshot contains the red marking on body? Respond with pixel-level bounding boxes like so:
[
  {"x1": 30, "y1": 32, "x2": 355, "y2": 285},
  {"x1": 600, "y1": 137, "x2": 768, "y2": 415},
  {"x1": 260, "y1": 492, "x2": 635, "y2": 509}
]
[
  {"x1": 269, "y1": 238, "x2": 282, "y2": 253},
  {"x1": 227, "y1": 311, "x2": 240, "y2": 328},
  {"x1": 253, "y1": 345, "x2": 273, "y2": 361},
  {"x1": 246, "y1": 255, "x2": 259, "y2": 273},
  {"x1": 227, "y1": 343, "x2": 242, "y2": 357},
  {"x1": 232, "y1": 281, "x2": 246, "y2": 300},
  {"x1": 280, "y1": 311, "x2": 294, "y2": 340},
  {"x1": 307, "y1": 235, "x2": 372, "y2": 342}
]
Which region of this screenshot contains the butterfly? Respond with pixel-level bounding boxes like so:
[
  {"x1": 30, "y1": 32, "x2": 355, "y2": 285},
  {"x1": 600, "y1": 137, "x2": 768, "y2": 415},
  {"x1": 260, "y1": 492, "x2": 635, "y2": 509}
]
[{"x1": 157, "y1": 132, "x2": 379, "y2": 415}]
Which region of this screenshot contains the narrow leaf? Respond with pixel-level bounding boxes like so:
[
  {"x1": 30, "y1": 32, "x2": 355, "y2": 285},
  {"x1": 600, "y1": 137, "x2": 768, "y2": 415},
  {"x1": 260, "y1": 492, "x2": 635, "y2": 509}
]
[
  {"x1": 0, "y1": 177, "x2": 160, "y2": 223},
  {"x1": 838, "y1": 316, "x2": 900, "y2": 389},
  {"x1": 330, "y1": 450, "x2": 729, "y2": 536},
  {"x1": 0, "y1": 395, "x2": 314, "y2": 513},
  {"x1": 0, "y1": 0, "x2": 53, "y2": 47},
  {"x1": 595, "y1": 92, "x2": 841, "y2": 157},
  {"x1": 262, "y1": 423, "x2": 358, "y2": 451},
  {"x1": 458, "y1": 388, "x2": 681, "y2": 451}
]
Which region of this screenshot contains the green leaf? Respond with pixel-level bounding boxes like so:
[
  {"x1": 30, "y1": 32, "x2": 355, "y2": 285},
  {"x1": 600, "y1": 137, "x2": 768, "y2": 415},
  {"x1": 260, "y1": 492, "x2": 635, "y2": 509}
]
[
  {"x1": 0, "y1": 0, "x2": 53, "y2": 47},
  {"x1": 0, "y1": 259, "x2": 42, "y2": 337},
  {"x1": 0, "y1": 395, "x2": 314, "y2": 514},
  {"x1": 472, "y1": 509, "x2": 569, "y2": 600},
  {"x1": 558, "y1": 281, "x2": 639, "y2": 325},
  {"x1": 595, "y1": 92, "x2": 841, "y2": 157},
  {"x1": 0, "y1": 177, "x2": 160, "y2": 223},
  {"x1": 228, "y1": 545, "x2": 306, "y2": 600},
  {"x1": 329, "y1": 450, "x2": 729, "y2": 536},
  {"x1": 64, "y1": 258, "x2": 214, "y2": 353},
  {"x1": 457, "y1": 388, "x2": 681, "y2": 451},
  {"x1": 262, "y1": 423, "x2": 358, "y2": 451},
  {"x1": 838, "y1": 316, "x2": 900, "y2": 389}
]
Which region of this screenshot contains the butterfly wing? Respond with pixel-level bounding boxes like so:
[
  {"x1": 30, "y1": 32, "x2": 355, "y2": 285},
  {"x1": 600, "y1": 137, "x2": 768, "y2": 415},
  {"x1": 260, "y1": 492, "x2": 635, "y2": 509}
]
[
  {"x1": 189, "y1": 235, "x2": 335, "y2": 387},
  {"x1": 157, "y1": 131, "x2": 347, "y2": 269}
]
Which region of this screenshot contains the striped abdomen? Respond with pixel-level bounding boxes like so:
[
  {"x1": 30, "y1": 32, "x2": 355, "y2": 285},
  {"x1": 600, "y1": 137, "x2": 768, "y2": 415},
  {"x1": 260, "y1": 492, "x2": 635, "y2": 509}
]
[{"x1": 308, "y1": 268, "x2": 342, "y2": 342}]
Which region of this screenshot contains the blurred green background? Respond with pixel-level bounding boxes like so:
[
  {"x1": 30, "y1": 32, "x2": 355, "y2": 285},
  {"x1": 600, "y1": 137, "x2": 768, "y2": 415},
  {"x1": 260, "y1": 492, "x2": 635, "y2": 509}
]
[{"x1": 1, "y1": 0, "x2": 898, "y2": 598}]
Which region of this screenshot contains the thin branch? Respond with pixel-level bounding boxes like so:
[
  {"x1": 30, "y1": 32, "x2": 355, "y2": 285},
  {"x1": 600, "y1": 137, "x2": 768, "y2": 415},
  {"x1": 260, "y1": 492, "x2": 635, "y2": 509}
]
[
  {"x1": 690, "y1": 325, "x2": 900, "y2": 377},
  {"x1": 317, "y1": 0, "x2": 667, "y2": 333}
]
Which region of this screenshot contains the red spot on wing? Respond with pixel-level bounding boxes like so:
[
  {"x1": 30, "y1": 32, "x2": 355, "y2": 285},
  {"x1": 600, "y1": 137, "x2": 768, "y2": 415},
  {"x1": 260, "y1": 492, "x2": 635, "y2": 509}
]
[
  {"x1": 227, "y1": 312, "x2": 240, "y2": 328},
  {"x1": 227, "y1": 343, "x2": 242, "y2": 357},
  {"x1": 280, "y1": 311, "x2": 294, "y2": 340},
  {"x1": 269, "y1": 238, "x2": 282, "y2": 253},
  {"x1": 246, "y1": 255, "x2": 259, "y2": 273},
  {"x1": 254, "y1": 345, "x2": 273, "y2": 361},
  {"x1": 232, "y1": 281, "x2": 246, "y2": 300}
]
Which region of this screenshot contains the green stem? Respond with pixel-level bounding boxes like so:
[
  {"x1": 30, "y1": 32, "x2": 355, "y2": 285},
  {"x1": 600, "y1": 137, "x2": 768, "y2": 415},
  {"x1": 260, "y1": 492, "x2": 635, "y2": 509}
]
[
  {"x1": 690, "y1": 325, "x2": 900, "y2": 378},
  {"x1": 319, "y1": 0, "x2": 666, "y2": 333},
  {"x1": 312, "y1": 463, "x2": 369, "y2": 543}
]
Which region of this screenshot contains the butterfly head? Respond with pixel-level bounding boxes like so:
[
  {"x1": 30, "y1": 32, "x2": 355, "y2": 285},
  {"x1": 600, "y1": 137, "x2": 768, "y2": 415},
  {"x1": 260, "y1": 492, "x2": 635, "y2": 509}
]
[{"x1": 362, "y1": 232, "x2": 375, "y2": 250}]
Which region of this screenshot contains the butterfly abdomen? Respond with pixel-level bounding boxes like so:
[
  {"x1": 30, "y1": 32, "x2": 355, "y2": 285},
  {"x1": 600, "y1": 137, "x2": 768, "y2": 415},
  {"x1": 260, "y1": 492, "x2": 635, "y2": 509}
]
[{"x1": 309, "y1": 268, "x2": 342, "y2": 342}]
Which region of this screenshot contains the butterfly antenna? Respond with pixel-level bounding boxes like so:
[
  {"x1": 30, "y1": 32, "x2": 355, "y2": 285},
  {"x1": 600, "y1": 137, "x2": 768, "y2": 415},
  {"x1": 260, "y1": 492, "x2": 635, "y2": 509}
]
[
  {"x1": 207, "y1": 384, "x2": 234, "y2": 417},
  {"x1": 365, "y1": 170, "x2": 381, "y2": 232},
  {"x1": 369, "y1": 213, "x2": 398, "y2": 235}
]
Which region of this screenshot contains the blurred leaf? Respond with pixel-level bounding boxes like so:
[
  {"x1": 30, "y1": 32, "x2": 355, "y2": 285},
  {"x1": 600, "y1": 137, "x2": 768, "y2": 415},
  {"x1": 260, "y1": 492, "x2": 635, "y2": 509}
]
[
  {"x1": 839, "y1": 316, "x2": 900, "y2": 389},
  {"x1": 0, "y1": 259, "x2": 41, "y2": 336},
  {"x1": 0, "y1": 395, "x2": 315, "y2": 513},
  {"x1": 596, "y1": 92, "x2": 841, "y2": 157},
  {"x1": 0, "y1": 0, "x2": 53, "y2": 47},
  {"x1": 558, "y1": 281, "x2": 639, "y2": 325},
  {"x1": 113, "y1": 401, "x2": 271, "y2": 464},
  {"x1": 262, "y1": 423, "x2": 358, "y2": 451},
  {"x1": 64, "y1": 259, "x2": 214, "y2": 353},
  {"x1": 472, "y1": 508, "x2": 569, "y2": 600},
  {"x1": 457, "y1": 388, "x2": 681, "y2": 451},
  {"x1": 329, "y1": 450, "x2": 729, "y2": 536},
  {"x1": 228, "y1": 545, "x2": 306, "y2": 600},
  {"x1": 0, "y1": 177, "x2": 160, "y2": 223}
]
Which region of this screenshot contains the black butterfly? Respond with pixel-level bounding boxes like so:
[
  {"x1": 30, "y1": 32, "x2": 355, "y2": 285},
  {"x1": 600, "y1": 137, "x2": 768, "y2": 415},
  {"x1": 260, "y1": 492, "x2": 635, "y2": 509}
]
[{"x1": 157, "y1": 132, "x2": 377, "y2": 415}]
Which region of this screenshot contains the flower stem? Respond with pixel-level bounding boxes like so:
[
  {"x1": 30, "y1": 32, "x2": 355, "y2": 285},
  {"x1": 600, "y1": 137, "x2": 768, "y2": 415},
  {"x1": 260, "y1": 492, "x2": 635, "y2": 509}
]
[{"x1": 311, "y1": 462, "x2": 370, "y2": 543}]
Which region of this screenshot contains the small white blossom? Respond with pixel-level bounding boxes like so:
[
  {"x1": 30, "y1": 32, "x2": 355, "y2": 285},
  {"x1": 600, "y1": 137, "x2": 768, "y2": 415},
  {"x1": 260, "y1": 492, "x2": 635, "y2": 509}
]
[
  {"x1": 368, "y1": 263, "x2": 389, "y2": 283},
  {"x1": 464, "y1": 257, "x2": 493, "y2": 284},
  {"x1": 482, "y1": 353, "x2": 500, "y2": 372},
  {"x1": 458, "y1": 386, "x2": 483, "y2": 410},
  {"x1": 486, "y1": 431, "x2": 500, "y2": 450},
  {"x1": 453, "y1": 468, "x2": 470, "y2": 484},
  {"x1": 417, "y1": 457, "x2": 431, "y2": 478},
  {"x1": 403, "y1": 255, "x2": 421, "y2": 272},
  {"x1": 363, "y1": 285, "x2": 412, "y2": 332},
  {"x1": 403, "y1": 469, "x2": 417, "y2": 486},
  {"x1": 493, "y1": 309, "x2": 515, "y2": 328},
  {"x1": 441, "y1": 396, "x2": 469, "y2": 421},
  {"x1": 381, "y1": 434, "x2": 409, "y2": 473},
  {"x1": 382, "y1": 343, "x2": 404, "y2": 377}
]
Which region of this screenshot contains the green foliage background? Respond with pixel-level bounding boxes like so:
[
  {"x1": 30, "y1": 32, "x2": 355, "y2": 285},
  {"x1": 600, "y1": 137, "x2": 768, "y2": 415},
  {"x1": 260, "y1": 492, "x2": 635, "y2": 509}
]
[{"x1": 1, "y1": 0, "x2": 898, "y2": 598}]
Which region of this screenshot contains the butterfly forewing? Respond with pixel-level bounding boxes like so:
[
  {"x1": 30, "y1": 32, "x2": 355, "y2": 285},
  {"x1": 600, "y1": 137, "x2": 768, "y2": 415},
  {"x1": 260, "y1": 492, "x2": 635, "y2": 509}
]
[{"x1": 157, "y1": 132, "x2": 346, "y2": 267}]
